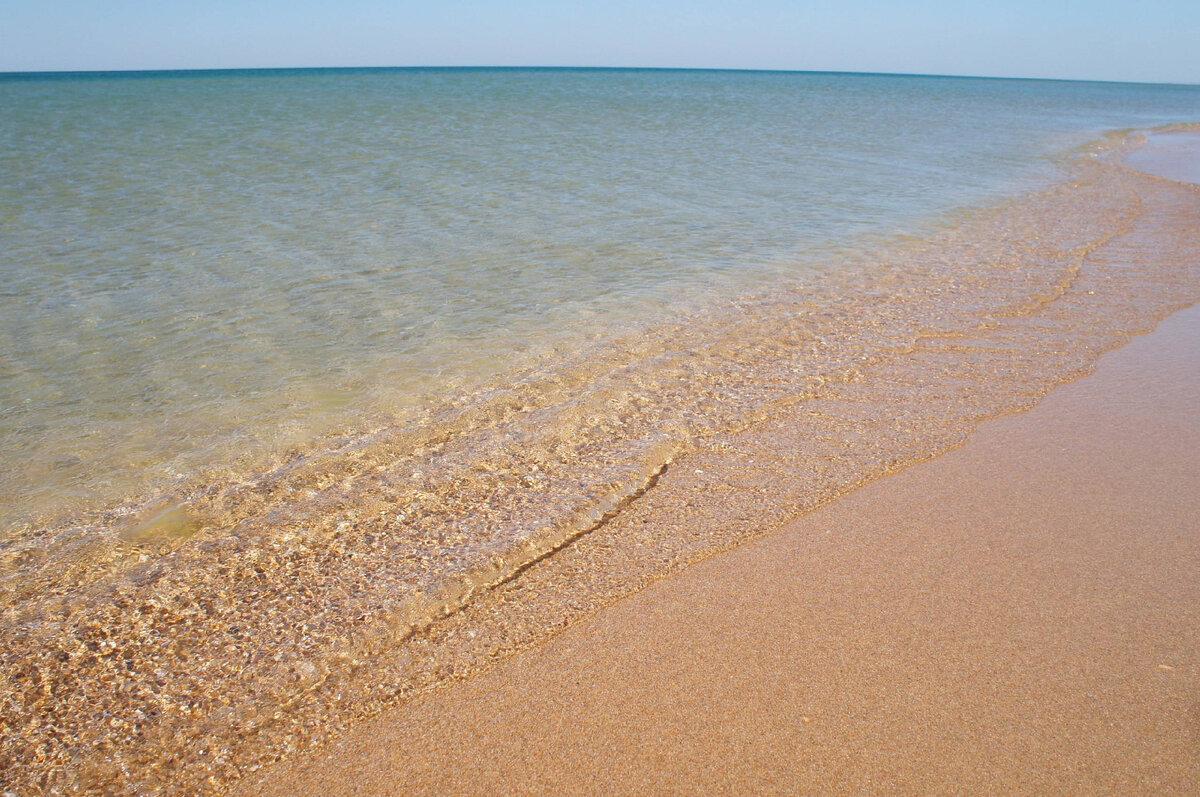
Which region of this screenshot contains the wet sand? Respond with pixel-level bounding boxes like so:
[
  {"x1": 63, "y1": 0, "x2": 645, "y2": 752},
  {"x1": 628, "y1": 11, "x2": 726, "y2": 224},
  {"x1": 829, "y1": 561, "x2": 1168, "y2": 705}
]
[
  {"x1": 4, "y1": 131, "x2": 1197, "y2": 795},
  {"x1": 240, "y1": 294, "x2": 1200, "y2": 792}
]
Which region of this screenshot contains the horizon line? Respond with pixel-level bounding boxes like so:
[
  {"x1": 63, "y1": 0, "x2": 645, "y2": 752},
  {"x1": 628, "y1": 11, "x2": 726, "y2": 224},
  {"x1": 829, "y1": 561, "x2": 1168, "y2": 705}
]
[{"x1": 1, "y1": 64, "x2": 1197, "y2": 89}]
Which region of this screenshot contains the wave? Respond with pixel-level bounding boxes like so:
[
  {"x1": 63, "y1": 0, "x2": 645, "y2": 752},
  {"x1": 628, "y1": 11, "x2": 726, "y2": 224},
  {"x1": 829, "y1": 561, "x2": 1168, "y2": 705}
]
[{"x1": 2, "y1": 129, "x2": 1199, "y2": 795}]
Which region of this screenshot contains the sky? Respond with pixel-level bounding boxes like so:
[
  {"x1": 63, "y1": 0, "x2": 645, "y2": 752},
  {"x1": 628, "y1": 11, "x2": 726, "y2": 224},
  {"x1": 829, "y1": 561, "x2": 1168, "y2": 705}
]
[{"x1": 0, "y1": 0, "x2": 1197, "y2": 84}]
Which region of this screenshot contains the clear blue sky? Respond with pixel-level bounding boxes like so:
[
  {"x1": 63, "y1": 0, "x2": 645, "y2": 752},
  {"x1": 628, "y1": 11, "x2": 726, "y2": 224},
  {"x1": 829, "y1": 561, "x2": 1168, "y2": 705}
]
[{"x1": 1, "y1": 0, "x2": 1197, "y2": 84}]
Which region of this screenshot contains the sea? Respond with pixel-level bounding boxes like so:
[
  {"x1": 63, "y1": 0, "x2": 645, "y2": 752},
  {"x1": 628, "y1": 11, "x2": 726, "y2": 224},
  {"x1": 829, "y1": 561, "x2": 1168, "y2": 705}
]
[
  {"x1": 2, "y1": 67, "x2": 1198, "y2": 529},
  {"x1": 1, "y1": 68, "x2": 1199, "y2": 794}
]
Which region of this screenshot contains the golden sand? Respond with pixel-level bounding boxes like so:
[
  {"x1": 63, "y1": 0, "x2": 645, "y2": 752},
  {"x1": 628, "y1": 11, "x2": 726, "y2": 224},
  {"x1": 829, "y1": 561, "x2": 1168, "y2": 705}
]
[
  {"x1": 239, "y1": 296, "x2": 1200, "y2": 796},
  {"x1": 2, "y1": 132, "x2": 1198, "y2": 795}
]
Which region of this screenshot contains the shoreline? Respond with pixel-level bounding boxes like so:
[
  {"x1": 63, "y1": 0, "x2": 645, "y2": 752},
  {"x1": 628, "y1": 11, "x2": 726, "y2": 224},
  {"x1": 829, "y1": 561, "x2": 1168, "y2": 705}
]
[
  {"x1": 235, "y1": 139, "x2": 1200, "y2": 794},
  {"x1": 3, "y1": 130, "x2": 1199, "y2": 795},
  {"x1": 240, "y1": 272, "x2": 1200, "y2": 796}
]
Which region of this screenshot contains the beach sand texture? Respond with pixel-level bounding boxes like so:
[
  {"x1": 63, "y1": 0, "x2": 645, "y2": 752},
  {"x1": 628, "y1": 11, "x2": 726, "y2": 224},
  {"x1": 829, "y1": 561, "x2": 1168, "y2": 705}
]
[
  {"x1": 3, "y1": 129, "x2": 1199, "y2": 795},
  {"x1": 241, "y1": 260, "x2": 1200, "y2": 796},
  {"x1": 236, "y1": 138, "x2": 1200, "y2": 795}
]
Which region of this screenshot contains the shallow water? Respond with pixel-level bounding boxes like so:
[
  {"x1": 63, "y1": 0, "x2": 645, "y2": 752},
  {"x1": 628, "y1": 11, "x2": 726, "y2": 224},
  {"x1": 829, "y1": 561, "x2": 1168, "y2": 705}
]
[
  {"x1": 1126, "y1": 129, "x2": 1200, "y2": 183},
  {"x1": 3, "y1": 68, "x2": 1200, "y2": 529},
  {"x1": 1, "y1": 70, "x2": 1199, "y2": 795}
]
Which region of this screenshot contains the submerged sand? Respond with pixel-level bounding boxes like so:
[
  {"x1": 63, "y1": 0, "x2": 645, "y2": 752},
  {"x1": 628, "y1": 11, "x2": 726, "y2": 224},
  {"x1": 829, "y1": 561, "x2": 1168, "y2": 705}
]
[
  {"x1": 1126, "y1": 130, "x2": 1200, "y2": 184},
  {"x1": 235, "y1": 137, "x2": 1200, "y2": 795},
  {"x1": 3, "y1": 130, "x2": 1199, "y2": 795},
  {"x1": 241, "y1": 272, "x2": 1200, "y2": 796}
]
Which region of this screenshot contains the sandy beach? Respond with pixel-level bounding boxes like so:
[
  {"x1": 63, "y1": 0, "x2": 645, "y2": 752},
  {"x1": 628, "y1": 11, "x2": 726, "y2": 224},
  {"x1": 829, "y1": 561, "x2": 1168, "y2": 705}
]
[
  {"x1": 4, "y1": 105, "x2": 1200, "y2": 793},
  {"x1": 230, "y1": 149, "x2": 1200, "y2": 794},
  {"x1": 239, "y1": 279, "x2": 1200, "y2": 797},
  {"x1": 2, "y1": 1, "x2": 1200, "y2": 788}
]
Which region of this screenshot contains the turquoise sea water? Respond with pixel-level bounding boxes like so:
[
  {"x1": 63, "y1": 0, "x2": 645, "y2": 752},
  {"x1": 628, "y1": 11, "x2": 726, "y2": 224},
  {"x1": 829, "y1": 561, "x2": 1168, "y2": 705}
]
[{"x1": 2, "y1": 68, "x2": 1199, "y2": 528}]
